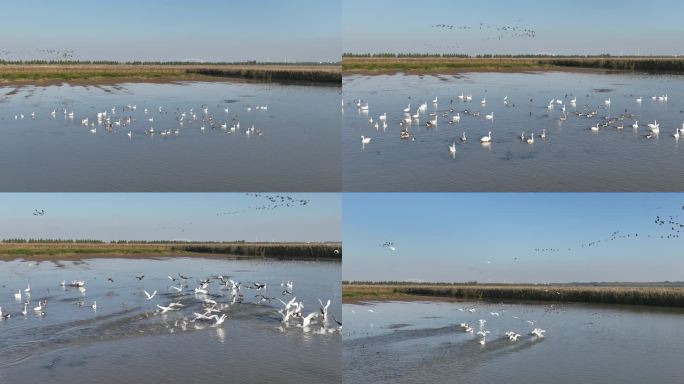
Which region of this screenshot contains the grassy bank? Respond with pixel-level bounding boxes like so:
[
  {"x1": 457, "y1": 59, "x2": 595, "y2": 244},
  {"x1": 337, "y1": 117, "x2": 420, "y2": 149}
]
[
  {"x1": 342, "y1": 56, "x2": 684, "y2": 74},
  {"x1": 0, "y1": 242, "x2": 341, "y2": 261},
  {"x1": 343, "y1": 283, "x2": 684, "y2": 308},
  {"x1": 0, "y1": 64, "x2": 341, "y2": 85}
]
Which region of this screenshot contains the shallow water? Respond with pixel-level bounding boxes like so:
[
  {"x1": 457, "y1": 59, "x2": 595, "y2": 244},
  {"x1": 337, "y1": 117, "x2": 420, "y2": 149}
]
[
  {"x1": 0, "y1": 81, "x2": 340, "y2": 191},
  {"x1": 0, "y1": 257, "x2": 341, "y2": 383},
  {"x1": 343, "y1": 300, "x2": 684, "y2": 384},
  {"x1": 343, "y1": 72, "x2": 684, "y2": 191}
]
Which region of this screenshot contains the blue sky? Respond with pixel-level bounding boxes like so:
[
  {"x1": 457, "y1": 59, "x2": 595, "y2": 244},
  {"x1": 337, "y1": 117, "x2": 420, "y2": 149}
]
[
  {"x1": 343, "y1": 193, "x2": 684, "y2": 283},
  {"x1": 343, "y1": 0, "x2": 684, "y2": 55},
  {"x1": 0, "y1": 193, "x2": 340, "y2": 242},
  {"x1": 0, "y1": 0, "x2": 340, "y2": 62}
]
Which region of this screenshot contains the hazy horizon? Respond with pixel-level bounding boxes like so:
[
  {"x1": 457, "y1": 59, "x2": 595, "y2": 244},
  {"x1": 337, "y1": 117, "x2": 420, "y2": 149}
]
[
  {"x1": 0, "y1": 193, "x2": 341, "y2": 243},
  {"x1": 344, "y1": 0, "x2": 684, "y2": 56},
  {"x1": 343, "y1": 193, "x2": 684, "y2": 284},
  {"x1": 0, "y1": 0, "x2": 340, "y2": 62}
]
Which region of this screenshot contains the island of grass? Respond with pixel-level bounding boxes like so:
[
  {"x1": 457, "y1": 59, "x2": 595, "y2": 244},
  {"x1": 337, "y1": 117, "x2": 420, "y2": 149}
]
[
  {"x1": 0, "y1": 61, "x2": 341, "y2": 85},
  {"x1": 343, "y1": 282, "x2": 684, "y2": 308},
  {"x1": 0, "y1": 240, "x2": 341, "y2": 261},
  {"x1": 342, "y1": 54, "x2": 684, "y2": 75}
]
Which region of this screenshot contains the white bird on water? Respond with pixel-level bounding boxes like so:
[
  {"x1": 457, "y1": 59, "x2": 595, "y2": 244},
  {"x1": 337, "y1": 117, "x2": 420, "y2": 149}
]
[
  {"x1": 449, "y1": 142, "x2": 456, "y2": 156},
  {"x1": 301, "y1": 312, "x2": 319, "y2": 328},
  {"x1": 480, "y1": 131, "x2": 492, "y2": 143},
  {"x1": 14, "y1": 290, "x2": 21, "y2": 301},
  {"x1": 531, "y1": 328, "x2": 546, "y2": 338},
  {"x1": 485, "y1": 112, "x2": 494, "y2": 120},
  {"x1": 361, "y1": 136, "x2": 371, "y2": 145}
]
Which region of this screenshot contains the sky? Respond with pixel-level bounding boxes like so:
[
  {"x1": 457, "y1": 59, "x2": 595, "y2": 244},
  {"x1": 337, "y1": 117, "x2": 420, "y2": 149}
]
[
  {"x1": 0, "y1": 0, "x2": 340, "y2": 62},
  {"x1": 343, "y1": 0, "x2": 684, "y2": 56},
  {"x1": 0, "y1": 193, "x2": 340, "y2": 242},
  {"x1": 343, "y1": 193, "x2": 684, "y2": 283}
]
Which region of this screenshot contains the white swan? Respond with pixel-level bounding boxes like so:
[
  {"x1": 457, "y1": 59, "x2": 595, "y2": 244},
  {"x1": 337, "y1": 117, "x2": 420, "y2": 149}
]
[
  {"x1": 460, "y1": 131, "x2": 467, "y2": 142},
  {"x1": 361, "y1": 136, "x2": 371, "y2": 145},
  {"x1": 636, "y1": 96, "x2": 642, "y2": 103},
  {"x1": 301, "y1": 312, "x2": 319, "y2": 328},
  {"x1": 403, "y1": 104, "x2": 411, "y2": 113},
  {"x1": 531, "y1": 328, "x2": 546, "y2": 338},
  {"x1": 449, "y1": 142, "x2": 456, "y2": 156},
  {"x1": 527, "y1": 133, "x2": 535, "y2": 144},
  {"x1": 540, "y1": 129, "x2": 546, "y2": 140},
  {"x1": 485, "y1": 112, "x2": 494, "y2": 120},
  {"x1": 632, "y1": 121, "x2": 639, "y2": 129},
  {"x1": 452, "y1": 113, "x2": 461, "y2": 123},
  {"x1": 480, "y1": 131, "x2": 492, "y2": 143}
]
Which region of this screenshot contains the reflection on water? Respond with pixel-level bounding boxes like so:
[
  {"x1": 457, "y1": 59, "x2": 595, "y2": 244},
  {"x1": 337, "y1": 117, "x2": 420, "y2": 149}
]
[
  {"x1": 343, "y1": 300, "x2": 684, "y2": 384},
  {"x1": 0, "y1": 81, "x2": 340, "y2": 191},
  {"x1": 0, "y1": 257, "x2": 341, "y2": 383},
  {"x1": 343, "y1": 72, "x2": 684, "y2": 191}
]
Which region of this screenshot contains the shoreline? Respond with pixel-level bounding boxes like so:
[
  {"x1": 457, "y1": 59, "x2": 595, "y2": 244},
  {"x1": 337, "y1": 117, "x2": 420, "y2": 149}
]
[
  {"x1": 342, "y1": 57, "x2": 684, "y2": 76},
  {"x1": 343, "y1": 283, "x2": 684, "y2": 308},
  {"x1": 0, "y1": 64, "x2": 341, "y2": 86},
  {"x1": 0, "y1": 242, "x2": 342, "y2": 262}
]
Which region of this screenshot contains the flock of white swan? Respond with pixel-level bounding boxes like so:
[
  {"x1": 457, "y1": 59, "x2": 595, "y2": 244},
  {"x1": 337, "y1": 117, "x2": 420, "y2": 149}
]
[
  {"x1": 350, "y1": 304, "x2": 545, "y2": 347},
  {"x1": 0, "y1": 274, "x2": 341, "y2": 336},
  {"x1": 9, "y1": 103, "x2": 270, "y2": 139},
  {"x1": 349, "y1": 92, "x2": 683, "y2": 157},
  {"x1": 455, "y1": 307, "x2": 546, "y2": 346}
]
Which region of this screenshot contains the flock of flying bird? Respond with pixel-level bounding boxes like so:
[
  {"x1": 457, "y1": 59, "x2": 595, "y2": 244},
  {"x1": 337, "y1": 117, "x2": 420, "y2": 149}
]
[
  {"x1": 533, "y1": 205, "x2": 683, "y2": 253},
  {"x1": 216, "y1": 193, "x2": 311, "y2": 216},
  {"x1": 351, "y1": 89, "x2": 683, "y2": 158},
  {"x1": 431, "y1": 21, "x2": 537, "y2": 40},
  {"x1": 9, "y1": 101, "x2": 269, "y2": 140},
  {"x1": 0, "y1": 272, "x2": 341, "y2": 336}
]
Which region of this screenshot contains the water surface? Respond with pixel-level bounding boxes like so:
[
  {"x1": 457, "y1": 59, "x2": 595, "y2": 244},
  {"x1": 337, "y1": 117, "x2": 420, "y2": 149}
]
[
  {"x1": 0, "y1": 81, "x2": 340, "y2": 191},
  {"x1": 343, "y1": 300, "x2": 684, "y2": 383},
  {"x1": 343, "y1": 72, "x2": 684, "y2": 191},
  {"x1": 0, "y1": 257, "x2": 341, "y2": 383}
]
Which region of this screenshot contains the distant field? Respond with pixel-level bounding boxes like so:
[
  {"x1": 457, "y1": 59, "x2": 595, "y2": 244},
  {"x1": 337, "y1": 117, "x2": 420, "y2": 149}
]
[
  {"x1": 0, "y1": 64, "x2": 341, "y2": 84},
  {"x1": 343, "y1": 283, "x2": 684, "y2": 308},
  {"x1": 342, "y1": 57, "x2": 684, "y2": 74},
  {"x1": 0, "y1": 242, "x2": 342, "y2": 261}
]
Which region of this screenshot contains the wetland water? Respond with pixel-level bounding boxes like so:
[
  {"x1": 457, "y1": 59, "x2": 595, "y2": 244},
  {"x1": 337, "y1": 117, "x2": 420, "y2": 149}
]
[
  {"x1": 0, "y1": 257, "x2": 341, "y2": 383},
  {"x1": 343, "y1": 72, "x2": 684, "y2": 191},
  {"x1": 343, "y1": 300, "x2": 684, "y2": 384},
  {"x1": 0, "y1": 81, "x2": 340, "y2": 191}
]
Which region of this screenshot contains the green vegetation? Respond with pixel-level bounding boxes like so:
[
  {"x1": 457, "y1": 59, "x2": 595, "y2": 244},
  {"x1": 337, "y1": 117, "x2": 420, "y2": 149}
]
[
  {"x1": 174, "y1": 243, "x2": 340, "y2": 260},
  {"x1": 343, "y1": 283, "x2": 684, "y2": 308},
  {"x1": 0, "y1": 63, "x2": 341, "y2": 84},
  {"x1": 0, "y1": 241, "x2": 341, "y2": 261},
  {"x1": 186, "y1": 68, "x2": 341, "y2": 84},
  {"x1": 342, "y1": 55, "x2": 684, "y2": 74}
]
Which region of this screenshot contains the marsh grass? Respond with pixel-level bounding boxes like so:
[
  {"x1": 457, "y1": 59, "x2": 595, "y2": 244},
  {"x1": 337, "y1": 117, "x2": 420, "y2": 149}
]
[
  {"x1": 0, "y1": 242, "x2": 341, "y2": 260},
  {"x1": 343, "y1": 283, "x2": 684, "y2": 307},
  {"x1": 0, "y1": 64, "x2": 341, "y2": 84},
  {"x1": 342, "y1": 57, "x2": 684, "y2": 74}
]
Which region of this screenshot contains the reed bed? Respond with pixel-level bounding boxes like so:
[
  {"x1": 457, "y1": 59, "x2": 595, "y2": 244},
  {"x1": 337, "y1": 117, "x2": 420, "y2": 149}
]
[
  {"x1": 0, "y1": 64, "x2": 341, "y2": 84},
  {"x1": 173, "y1": 243, "x2": 341, "y2": 260},
  {"x1": 342, "y1": 57, "x2": 684, "y2": 74},
  {"x1": 343, "y1": 283, "x2": 684, "y2": 308},
  {"x1": 0, "y1": 242, "x2": 341, "y2": 260}
]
